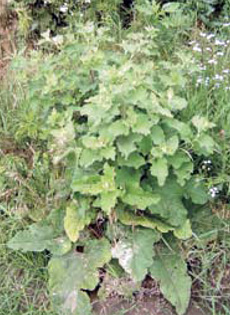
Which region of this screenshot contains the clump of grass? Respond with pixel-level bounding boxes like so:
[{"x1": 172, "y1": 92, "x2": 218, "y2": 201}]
[{"x1": 0, "y1": 213, "x2": 57, "y2": 314}]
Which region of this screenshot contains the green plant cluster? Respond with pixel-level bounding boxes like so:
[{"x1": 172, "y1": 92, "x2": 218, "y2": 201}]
[
  {"x1": 2, "y1": 2, "x2": 223, "y2": 315},
  {"x1": 12, "y1": 0, "x2": 230, "y2": 39}
]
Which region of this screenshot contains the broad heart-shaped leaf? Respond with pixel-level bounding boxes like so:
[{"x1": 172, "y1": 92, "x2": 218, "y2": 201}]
[
  {"x1": 112, "y1": 227, "x2": 160, "y2": 281},
  {"x1": 64, "y1": 202, "x2": 92, "y2": 242},
  {"x1": 7, "y1": 223, "x2": 71, "y2": 256},
  {"x1": 149, "y1": 245, "x2": 192, "y2": 315},
  {"x1": 148, "y1": 178, "x2": 187, "y2": 227},
  {"x1": 150, "y1": 158, "x2": 168, "y2": 186},
  {"x1": 49, "y1": 238, "x2": 111, "y2": 315}
]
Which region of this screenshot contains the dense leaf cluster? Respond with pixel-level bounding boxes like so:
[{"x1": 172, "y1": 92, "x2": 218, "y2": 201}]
[{"x1": 6, "y1": 3, "x2": 217, "y2": 315}]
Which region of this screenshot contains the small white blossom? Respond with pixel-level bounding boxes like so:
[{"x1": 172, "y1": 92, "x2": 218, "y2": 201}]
[
  {"x1": 223, "y1": 23, "x2": 230, "y2": 27},
  {"x1": 207, "y1": 34, "x2": 215, "y2": 40},
  {"x1": 209, "y1": 187, "x2": 219, "y2": 198},
  {"x1": 215, "y1": 39, "x2": 225, "y2": 46},
  {"x1": 223, "y1": 69, "x2": 230, "y2": 74},
  {"x1": 206, "y1": 47, "x2": 212, "y2": 52},
  {"x1": 214, "y1": 74, "x2": 224, "y2": 81},
  {"x1": 59, "y1": 4, "x2": 68, "y2": 13},
  {"x1": 208, "y1": 59, "x2": 217, "y2": 65},
  {"x1": 200, "y1": 32, "x2": 207, "y2": 37},
  {"x1": 193, "y1": 45, "x2": 202, "y2": 52},
  {"x1": 216, "y1": 51, "x2": 224, "y2": 57}
]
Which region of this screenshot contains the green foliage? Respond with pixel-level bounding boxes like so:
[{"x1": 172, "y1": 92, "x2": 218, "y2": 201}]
[
  {"x1": 149, "y1": 243, "x2": 192, "y2": 315},
  {"x1": 112, "y1": 227, "x2": 160, "y2": 281},
  {"x1": 48, "y1": 238, "x2": 111, "y2": 314},
  {"x1": 4, "y1": 2, "x2": 219, "y2": 314}
]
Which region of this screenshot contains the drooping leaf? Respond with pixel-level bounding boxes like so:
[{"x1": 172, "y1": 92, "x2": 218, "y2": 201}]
[
  {"x1": 112, "y1": 228, "x2": 160, "y2": 281},
  {"x1": 149, "y1": 245, "x2": 192, "y2": 315}
]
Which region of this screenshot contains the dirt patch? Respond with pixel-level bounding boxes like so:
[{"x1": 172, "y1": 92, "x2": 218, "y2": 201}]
[{"x1": 93, "y1": 298, "x2": 205, "y2": 315}]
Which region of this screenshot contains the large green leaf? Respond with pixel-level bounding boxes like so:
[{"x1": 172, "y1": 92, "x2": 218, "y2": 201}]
[
  {"x1": 149, "y1": 245, "x2": 192, "y2": 315},
  {"x1": 7, "y1": 223, "x2": 71, "y2": 255},
  {"x1": 148, "y1": 178, "x2": 187, "y2": 227},
  {"x1": 112, "y1": 228, "x2": 160, "y2": 281},
  {"x1": 49, "y1": 238, "x2": 111, "y2": 314}
]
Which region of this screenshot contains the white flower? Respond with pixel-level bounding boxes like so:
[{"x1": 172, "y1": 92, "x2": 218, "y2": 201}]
[
  {"x1": 215, "y1": 39, "x2": 225, "y2": 46},
  {"x1": 209, "y1": 187, "x2": 219, "y2": 198},
  {"x1": 223, "y1": 23, "x2": 230, "y2": 27},
  {"x1": 207, "y1": 34, "x2": 215, "y2": 40},
  {"x1": 206, "y1": 47, "x2": 212, "y2": 52},
  {"x1": 225, "y1": 86, "x2": 230, "y2": 90},
  {"x1": 193, "y1": 45, "x2": 202, "y2": 52},
  {"x1": 208, "y1": 59, "x2": 217, "y2": 65},
  {"x1": 216, "y1": 51, "x2": 224, "y2": 57},
  {"x1": 223, "y1": 69, "x2": 230, "y2": 74},
  {"x1": 59, "y1": 4, "x2": 68, "y2": 13},
  {"x1": 200, "y1": 32, "x2": 207, "y2": 37},
  {"x1": 214, "y1": 74, "x2": 224, "y2": 81}
]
